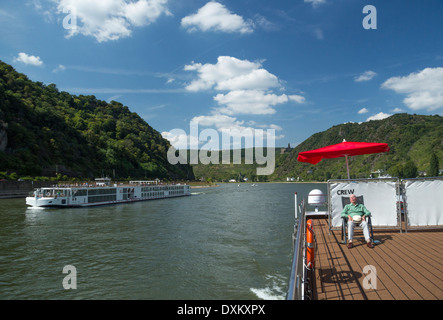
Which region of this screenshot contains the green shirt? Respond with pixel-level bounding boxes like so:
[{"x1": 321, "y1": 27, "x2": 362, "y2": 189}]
[{"x1": 341, "y1": 203, "x2": 371, "y2": 218}]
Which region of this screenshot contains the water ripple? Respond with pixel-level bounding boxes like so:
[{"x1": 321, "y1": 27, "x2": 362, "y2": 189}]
[{"x1": 0, "y1": 183, "x2": 325, "y2": 299}]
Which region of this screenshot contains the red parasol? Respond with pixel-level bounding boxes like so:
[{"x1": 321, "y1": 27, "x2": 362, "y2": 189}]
[{"x1": 297, "y1": 139, "x2": 390, "y2": 179}]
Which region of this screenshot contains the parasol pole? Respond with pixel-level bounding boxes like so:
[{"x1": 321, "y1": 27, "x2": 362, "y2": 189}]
[
  {"x1": 345, "y1": 155, "x2": 350, "y2": 179},
  {"x1": 342, "y1": 139, "x2": 351, "y2": 180}
]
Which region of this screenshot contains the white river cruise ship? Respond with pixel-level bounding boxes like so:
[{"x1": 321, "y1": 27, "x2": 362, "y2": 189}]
[{"x1": 26, "y1": 178, "x2": 190, "y2": 208}]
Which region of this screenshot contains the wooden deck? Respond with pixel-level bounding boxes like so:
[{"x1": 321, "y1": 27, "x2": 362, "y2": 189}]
[{"x1": 310, "y1": 218, "x2": 443, "y2": 300}]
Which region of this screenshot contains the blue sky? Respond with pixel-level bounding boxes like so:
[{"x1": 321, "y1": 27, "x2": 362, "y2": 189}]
[{"x1": 1, "y1": 0, "x2": 443, "y2": 150}]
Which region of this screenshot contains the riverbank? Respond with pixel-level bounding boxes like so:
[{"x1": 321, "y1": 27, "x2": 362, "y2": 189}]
[
  {"x1": 188, "y1": 182, "x2": 219, "y2": 189},
  {"x1": 0, "y1": 180, "x2": 54, "y2": 199},
  {"x1": 0, "y1": 180, "x2": 326, "y2": 198},
  {"x1": 189, "y1": 181, "x2": 329, "y2": 188}
]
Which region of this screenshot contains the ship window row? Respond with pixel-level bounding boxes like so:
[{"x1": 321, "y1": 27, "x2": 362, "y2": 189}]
[
  {"x1": 88, "y1": 195, "x2": 117, "y2": 203},
  {"x1": 141, "y1": 191, "x2": 165, "y2": 198},
  {"x1": 72, "y1": 189, "x2": 117, "y2": 197},
  {"x1": 73, "y1": 189, "x2": 87, "y2": 197},
  {"x1": 169, "y1": 190, "x2": 184, "y2": 195},
  {"x1": 88, "y1": 188, "x2": 117, "y2": 196},
  {"x1": 140, "y1": 190, "x2": 185, "y2": 198},
  {"x1": 39, "y1": 189, "x2": 70, "y2": 197},
  {"x1": 141, "y1": 186, "x2": 185, "y2": 192}
]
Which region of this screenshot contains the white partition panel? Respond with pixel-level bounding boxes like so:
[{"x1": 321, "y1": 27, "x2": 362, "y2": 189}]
[
  {"x1": 328, "y1": 179, "x2": 399, "y2": 228},
  {"x1": 403, "y1": 179, "x2": 443, "y2": 227}
]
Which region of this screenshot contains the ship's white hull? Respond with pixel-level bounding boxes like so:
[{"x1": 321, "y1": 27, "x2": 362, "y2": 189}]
[{"x1": 26, "y1": 184, "x2": 191, "y2": 208}]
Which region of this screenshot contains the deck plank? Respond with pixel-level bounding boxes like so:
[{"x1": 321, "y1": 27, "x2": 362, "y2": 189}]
[{"x1": 311, "y1": 218, "x2": 443, "y2": 300}]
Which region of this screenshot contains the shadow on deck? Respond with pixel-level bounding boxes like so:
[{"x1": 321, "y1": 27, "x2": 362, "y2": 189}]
[{"x1": 311, "y1": 218, "x2": 443, "y2": 300}]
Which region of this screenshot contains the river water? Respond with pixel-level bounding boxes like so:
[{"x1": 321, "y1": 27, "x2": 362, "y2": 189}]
[{"x1": 0, "y1": 182, "x2": 325, "y2": 300}]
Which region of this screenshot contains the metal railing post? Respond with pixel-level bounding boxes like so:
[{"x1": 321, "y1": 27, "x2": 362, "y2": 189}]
[{"x1": 287, "y1": 199, "x2": 306, "y2": 300}]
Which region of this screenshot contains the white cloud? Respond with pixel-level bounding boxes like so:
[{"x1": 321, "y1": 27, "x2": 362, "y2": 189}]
[
  {"x1": 217, "y1": 69, "x2": 280, "y2": 91},
  {"x1": 313, "y1": 28, "x2": 324, "y2": 40},
  {"x1": 354, "y1": 70, "x2": 377, "y2": 82},
  {"x1": 381, "y1": 67, "x2": 443, "y2": 111},
  {"x1": 181, "y1": 1, "x2": 253, "y2": 34},
  {"x1": 13, "y1": 52, "x2": 44, "y2": 66},
  {"x1": 192, "y1": 114, "x2": 241, "y2": 129},
  {"x1": 30, "y1": 0, "x2": 55, "y2": 23},
  {"x1": 52, "y1": 64, "x2": 66, "y2": 73},
  {"x1": 0, "y1": 9, "x2": 14, "y2": 19},
  {"x1": 269, "y1": 124, "x2": 283, "y2": 131},
  {"x1": 193, "y1": 114, "x2": 282, "y2": 149},
  {"x1": 184, "y1": 56, "x2": 305, "y2": 116},
  {"x1": 252, "y1": 14, "x2": 278, "y2": 32},
  {"x1": 366, "y1": 112, "x2": 392, "y2": 121},
  {"x1": 304, "y1": 0, "x2": 326, "y2": 8},
  {"x1": 182, "y1": 55, "x2": 303, "y2": 145},
  {"x1": 162, "y1": 114, "x2": 259, "y2": 150},
  {"x1": 163, "y1": 112, "x2": 285, "y2": 151},
  {"x1": 358, "y1": 107, "x2": 369, "y2": 114},
  {"x1": 192, "y1": 114, "x2": 282, "y2": 133},
  {"x1": 214, "y1": 90, "x2": 304, "y2": 115},
  {"x1": 161, "y1": 130, "x2": 200, "y2": 150},
  {"x1": 56, "y1": 0, "x2": 170, "y2": 42},
  {"x1": 123, "y1": 0, "x2": 171, "y2": 26},
  {"x1": 184, "y1": 56, "x2": 279, "y2": 92}
]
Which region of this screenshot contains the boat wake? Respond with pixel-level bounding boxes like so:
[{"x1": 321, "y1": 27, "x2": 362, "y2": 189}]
[{"x1": 250, "y1": 274, "x2": 286, "y2": 300}]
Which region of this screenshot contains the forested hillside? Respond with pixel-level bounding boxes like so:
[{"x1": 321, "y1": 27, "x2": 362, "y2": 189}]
[
  {"x1": 0, "y1": 61, "x2": 194, "y2": 180},
  {"x1": 272, "y1": 113, "x2": 442, "y2": 181}
]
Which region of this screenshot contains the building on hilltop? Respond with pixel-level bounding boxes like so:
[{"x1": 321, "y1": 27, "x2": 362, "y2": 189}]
[{"x1": 281, "y1": 143, "x2": 292, "y2": 154}]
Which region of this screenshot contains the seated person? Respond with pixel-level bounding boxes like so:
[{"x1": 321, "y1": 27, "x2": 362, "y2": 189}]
[{"x1": 341, "y1": 194, "x2": 373, "y2": 249}]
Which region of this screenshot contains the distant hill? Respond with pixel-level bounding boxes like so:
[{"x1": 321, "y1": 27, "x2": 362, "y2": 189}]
[
  {"x1": 192, "y1": 114, "x2": 442, "y2": 181},
  {"x1": 190, "y1": 148, "x2": 286, "y2": 182},
  {"x1": 0, "y1": 60, "x2": 194, "y2": 180},
  {"x1": 272, "y1": 113, "x2": 443, "y2": 181}
]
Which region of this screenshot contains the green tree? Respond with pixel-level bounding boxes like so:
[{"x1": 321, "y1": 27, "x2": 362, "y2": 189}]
[
  {"x1": 389, "y1": 163, "x2": 404, "y2": 178},
  {"x1": 403, "y1": 160, "x2": 418, "y2": 178},
  {"x1": 429, "y1": 153, "x2": 439, "y2": 177}
]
